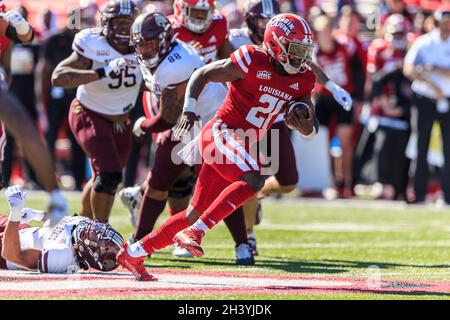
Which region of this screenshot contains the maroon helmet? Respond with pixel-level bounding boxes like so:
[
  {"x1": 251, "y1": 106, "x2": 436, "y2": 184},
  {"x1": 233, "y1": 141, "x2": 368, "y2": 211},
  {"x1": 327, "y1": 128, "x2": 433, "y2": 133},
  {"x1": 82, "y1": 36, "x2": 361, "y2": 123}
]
[
  {"x1": 72, "y1": 219, "x2": 124, "y2": 272},
  {"x1": 245, "y1": 0, "x2": 280, "y2": 44},
  {"x1": 100, "y1": 0, "x2": 139, "y2": 50},
  {"x1": 130, "y1": 12, "x2": 175, "y2": 68}
]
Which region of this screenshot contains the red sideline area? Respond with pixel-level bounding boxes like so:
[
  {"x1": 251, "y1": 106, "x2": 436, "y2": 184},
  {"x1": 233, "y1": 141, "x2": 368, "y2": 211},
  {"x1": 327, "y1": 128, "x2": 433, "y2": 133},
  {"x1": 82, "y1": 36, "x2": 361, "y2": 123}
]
[{"x1": 0, "y1": 268, "x2": 449, "y2": 298}]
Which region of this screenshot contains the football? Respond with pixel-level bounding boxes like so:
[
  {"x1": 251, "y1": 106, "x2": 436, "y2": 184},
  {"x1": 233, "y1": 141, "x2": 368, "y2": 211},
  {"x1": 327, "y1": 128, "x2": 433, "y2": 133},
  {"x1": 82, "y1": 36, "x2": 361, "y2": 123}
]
[{"x1": 285, "y1": 101, "x2": 311, "y2": 120}]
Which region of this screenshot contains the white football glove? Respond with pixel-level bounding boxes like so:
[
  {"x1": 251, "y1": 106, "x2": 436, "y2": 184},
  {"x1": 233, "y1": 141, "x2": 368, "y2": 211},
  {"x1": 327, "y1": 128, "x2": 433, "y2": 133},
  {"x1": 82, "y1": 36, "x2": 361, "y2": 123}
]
[
  {"x1": 104, "y1": 58, "x2": 128, "y2": 78},
  {"x1": 132, "y1": 116, "x2": 146, "y2": 137},
  {"x1": 5, "y1": 185, "x2": 27, "y2": 221},
  {"x1": 47, "y1": 190, "x2": 68, "y2": 227},
  {"x1": 20, "y1": 208, "x2": 46, "y2": 224},
  {"x1": 2, "y1": 10, "x2": 31, "y2": 35},
  {"x1": 326, "y1": 81, "x2": 353, "y2": 111}
]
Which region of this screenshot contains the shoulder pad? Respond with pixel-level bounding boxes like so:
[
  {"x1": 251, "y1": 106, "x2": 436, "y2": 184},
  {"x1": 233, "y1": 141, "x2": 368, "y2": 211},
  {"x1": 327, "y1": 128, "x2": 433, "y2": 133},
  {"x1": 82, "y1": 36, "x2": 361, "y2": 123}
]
[
  {"x1": 157, "y1": 43, "x2": 203, "y2": 90},
  {"x1": 72, "y1": 28, "x2": 104, "y2": 61}
]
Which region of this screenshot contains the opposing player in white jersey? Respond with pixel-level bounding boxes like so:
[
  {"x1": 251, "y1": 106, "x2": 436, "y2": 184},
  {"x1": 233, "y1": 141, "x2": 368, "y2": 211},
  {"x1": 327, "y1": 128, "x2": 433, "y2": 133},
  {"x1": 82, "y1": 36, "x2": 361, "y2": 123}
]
[
  {"x1": 228, "y1": 0, "x2": 354, "y2": 255},
  {"x1": 52, "y1": 0, "x2": 142, "y2": 222},
  {"x1": 118, "y1": 12, "x2": 249, "y2": 270},
  {"x1": 0, "y1": 186, "x2": 124, "y2": 274}
]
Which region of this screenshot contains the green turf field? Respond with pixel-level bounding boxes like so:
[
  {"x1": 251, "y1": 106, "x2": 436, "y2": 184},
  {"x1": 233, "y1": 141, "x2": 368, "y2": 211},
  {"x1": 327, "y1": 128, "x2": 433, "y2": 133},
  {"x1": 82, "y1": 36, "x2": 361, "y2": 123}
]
[{"x1": 1, "y1": 192, "x2": 449, "y2": 300}]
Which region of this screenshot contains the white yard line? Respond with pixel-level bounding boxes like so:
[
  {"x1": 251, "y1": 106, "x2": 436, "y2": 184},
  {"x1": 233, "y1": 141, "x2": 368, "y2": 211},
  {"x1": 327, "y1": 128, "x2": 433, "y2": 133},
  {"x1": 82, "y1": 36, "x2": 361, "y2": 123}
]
[{"x1": 204, "y1": 240, "x2": 450, "y2": 249}]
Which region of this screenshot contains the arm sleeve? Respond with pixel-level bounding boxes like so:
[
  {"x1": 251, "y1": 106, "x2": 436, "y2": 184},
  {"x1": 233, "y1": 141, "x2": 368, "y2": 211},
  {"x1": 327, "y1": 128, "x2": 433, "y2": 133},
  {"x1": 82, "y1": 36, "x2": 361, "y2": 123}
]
[
  {"x1": 230, "y1": 45, "x2": 253, "y2": 76},
  {"x1": 141, "y1": 114, "x2": 174, "y2": 133},
  {"x1": 72, "y1": 29, "x2": 97, "y2": 61}
]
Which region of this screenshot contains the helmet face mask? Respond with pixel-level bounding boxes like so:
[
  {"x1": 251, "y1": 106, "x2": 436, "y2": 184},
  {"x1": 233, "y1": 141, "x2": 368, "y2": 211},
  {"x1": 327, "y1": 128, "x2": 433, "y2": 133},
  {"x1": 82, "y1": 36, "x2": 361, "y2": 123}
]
[
  {"x1": 72, "y1": 220, "x2": 124, "y2": 272},
  {"x1": 108, "y1": 17, "x2": 134, "y2": 50},
  {"x1": 100, "y1": 0, "x2": 139, "y2": 53},
  {"x1": 130, "y1": 12, "x2": 175, "y2": 69},
  {"x1": 135, "y1": 38, "x2": 163, "y2": 68},
  {"x1": 175, "y1": 0, "x2": 214, "y2": 34}
]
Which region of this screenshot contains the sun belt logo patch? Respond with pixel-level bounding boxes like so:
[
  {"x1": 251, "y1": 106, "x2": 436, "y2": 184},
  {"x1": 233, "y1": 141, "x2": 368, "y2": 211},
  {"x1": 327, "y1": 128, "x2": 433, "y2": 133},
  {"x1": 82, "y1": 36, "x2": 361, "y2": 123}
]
[{"x1": 256, "y1": 70, "x2": 272, "y2": 80}]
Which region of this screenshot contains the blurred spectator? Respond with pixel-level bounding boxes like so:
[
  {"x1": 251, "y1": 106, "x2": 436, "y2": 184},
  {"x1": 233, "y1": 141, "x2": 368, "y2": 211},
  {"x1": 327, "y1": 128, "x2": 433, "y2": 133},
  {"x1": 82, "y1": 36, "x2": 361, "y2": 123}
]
[
  {"x1": 38, "y1": 8, "x2": 57, "y2": 43},
  {"x1": 381, "y1": 0, "x2": 415, "y2": 26},
  {"x1": 365, "y1": 14, "x2": 413, "y2": 200},
  {"x1": 35, "y1": 6, "x2": 87, "y2": 191},
  {"x1": 3, "y1": 5, "x2": 40, "y2": 188},
  {"x1": 312, "y1": 15, "x2": 356, "y2": 198},
  {"x1": 403, "y1": 6, "x2": 450, "y2": 203},
  {"x1": 142, "y1": 0, "x2": 173, "y2": 15},
  {"x1": 336, "y1": 5, "x2": 366, "y2": 105}
]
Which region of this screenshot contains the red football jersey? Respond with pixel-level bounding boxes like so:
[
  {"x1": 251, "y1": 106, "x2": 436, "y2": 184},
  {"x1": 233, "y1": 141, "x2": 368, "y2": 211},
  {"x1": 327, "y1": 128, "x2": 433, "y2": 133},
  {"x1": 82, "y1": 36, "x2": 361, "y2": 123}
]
[
  {"x1": 0, "y1": 35, "x2": 9, "y2": 57},
  {"x1": 367, "y1": 38, "x2": 404, "y2": 75},
  {"x1": 218, "y1": 45, "x2": 316, "y2": 133},
  {"x1": 314, "y1": 39, "x2": 354, "y2": 95},
  {"x1": 169, "y1": 11, "x2": 228, "y2": 64}
]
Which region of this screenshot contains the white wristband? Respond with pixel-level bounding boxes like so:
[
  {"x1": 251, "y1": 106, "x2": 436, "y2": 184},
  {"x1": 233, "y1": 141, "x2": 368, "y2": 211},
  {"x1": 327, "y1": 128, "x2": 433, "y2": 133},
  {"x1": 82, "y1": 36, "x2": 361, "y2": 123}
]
[
  {"x1": 325, "y1": 80, "x2": 337, "y2": 92},
  {"x1": 183, "y1": 97, "x2": 197, "y2": 113},
  {"x1": 8, "y1": 207, "x2": 22, "y2": 222}
]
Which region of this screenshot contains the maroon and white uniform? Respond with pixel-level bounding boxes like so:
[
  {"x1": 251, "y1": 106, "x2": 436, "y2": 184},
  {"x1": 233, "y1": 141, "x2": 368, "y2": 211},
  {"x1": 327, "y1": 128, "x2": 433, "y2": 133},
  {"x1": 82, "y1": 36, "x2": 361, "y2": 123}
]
[
  {"x1": 140, "y1": 41, "x2": 227, "y2": 191},
  {"x1": 169, "y1": 11, "x2": 228, "y2": 64},
  {"x1": 0, "y1": 215, "x2": 89, "y2": 273},
  {"x1": 191, "y1": 45, "x2": 315, "y2": 212},
  {"x1": 68, "y1": 28, "x2": 142, "y2": 175}
]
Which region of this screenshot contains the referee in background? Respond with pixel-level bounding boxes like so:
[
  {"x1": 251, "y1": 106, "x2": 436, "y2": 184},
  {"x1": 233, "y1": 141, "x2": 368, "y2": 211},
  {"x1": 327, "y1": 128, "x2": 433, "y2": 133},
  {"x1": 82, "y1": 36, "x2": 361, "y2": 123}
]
[{"x1": 404, "y1": 5, "x2": 450, "y2": 204}]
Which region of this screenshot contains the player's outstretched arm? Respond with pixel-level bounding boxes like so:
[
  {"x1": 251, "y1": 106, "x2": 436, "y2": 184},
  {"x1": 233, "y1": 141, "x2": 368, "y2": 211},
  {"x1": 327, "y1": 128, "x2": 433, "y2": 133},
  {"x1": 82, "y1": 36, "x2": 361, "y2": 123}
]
[
  {"x1": 51, "y1": 51, "x2": 98, "y2": 89},
  {"x1": 2, "y1": 186, "x2": 41, "y2": 270},
  {"x1": 310, "y1": 62, "x2": 352, "y2": 111},
  {"x1": 173, "y1": 59, "x2": 245, "y2": 140}
]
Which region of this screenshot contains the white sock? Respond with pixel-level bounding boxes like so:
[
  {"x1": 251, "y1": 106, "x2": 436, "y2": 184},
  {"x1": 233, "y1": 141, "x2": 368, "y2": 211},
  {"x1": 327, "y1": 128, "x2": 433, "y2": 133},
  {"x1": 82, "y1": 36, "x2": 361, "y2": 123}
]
[
  {"x1": 127, "y1": 241, "x2": 148, "y2": 258},
  {"x1": 191, "y1": 219, "x2": 209, "y2": 232}
]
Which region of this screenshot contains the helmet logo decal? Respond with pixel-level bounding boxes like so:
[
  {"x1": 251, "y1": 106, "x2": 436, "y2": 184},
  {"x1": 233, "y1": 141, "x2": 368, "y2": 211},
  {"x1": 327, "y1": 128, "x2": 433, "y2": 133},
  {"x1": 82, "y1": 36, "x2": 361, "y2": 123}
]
[{"x1": 267, "y1": 16, "x2": 295, "y2": 37}]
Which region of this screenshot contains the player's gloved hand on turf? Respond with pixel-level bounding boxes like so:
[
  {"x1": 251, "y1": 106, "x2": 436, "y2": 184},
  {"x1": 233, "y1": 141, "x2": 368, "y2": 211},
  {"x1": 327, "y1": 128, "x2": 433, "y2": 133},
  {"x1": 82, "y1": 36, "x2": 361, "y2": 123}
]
[
  {"x1": 132, "y1": 116, "x2": 146, "y2": 137},
  {"x1": 174, "y1": 112, "x2": 200, "y2": 141},
  {"x1": 1, "y1": 10, "x2": 31, "y2": 35},
  {"x1": 47, "y1": 189, "x2": 68, "y2": 227},
  {"x1": 325, "y1": 80, "x2": 352, "y2": 111},
  {"x1": 104, "y1": 58, "x2": 128, "y2": 78},
  {"x1": 5, "y1": 185, "x2": 27, "y2": 221},
  {"x1": 20, "y1": 208, "x2": 46, "y2": 224}
]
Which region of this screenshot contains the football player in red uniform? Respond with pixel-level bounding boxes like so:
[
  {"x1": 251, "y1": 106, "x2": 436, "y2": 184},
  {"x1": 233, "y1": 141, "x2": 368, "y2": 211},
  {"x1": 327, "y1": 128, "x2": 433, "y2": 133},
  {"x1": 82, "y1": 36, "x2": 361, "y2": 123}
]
[
  {"x1": 0, "y1": 3, "x2": 67, "y2": 226},
  {"x1": 117, "y1": 13, "x2": 319, "y2": 281},
  {"x1": 170, "y1": 0, "x2": 234, "y2": 63},
  {"x1": 229, "y1": 0, "x2": 352, "y2": 255}
]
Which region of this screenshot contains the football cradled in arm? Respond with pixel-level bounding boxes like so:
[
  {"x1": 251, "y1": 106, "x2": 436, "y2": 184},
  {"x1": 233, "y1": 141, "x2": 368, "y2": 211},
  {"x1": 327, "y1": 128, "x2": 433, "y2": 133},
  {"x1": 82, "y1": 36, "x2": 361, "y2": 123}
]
[{"x1": 284, "y1": 95, "x2": 319, "y2": 138}]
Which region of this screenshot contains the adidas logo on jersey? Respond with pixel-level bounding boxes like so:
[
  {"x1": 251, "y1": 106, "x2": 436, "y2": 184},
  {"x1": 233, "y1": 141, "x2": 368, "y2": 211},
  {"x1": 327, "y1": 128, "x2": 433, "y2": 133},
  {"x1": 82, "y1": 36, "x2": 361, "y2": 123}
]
[
  {"x1": 289, "y1": 83, "x2": 299, "y2": 90},
  {"x1": 256, "y1": 71, "x2": 272, "y2": 80},
  {"x1": 208, "y1": 35, "x2": 217, "y2": 43}
]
